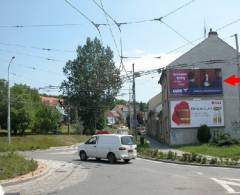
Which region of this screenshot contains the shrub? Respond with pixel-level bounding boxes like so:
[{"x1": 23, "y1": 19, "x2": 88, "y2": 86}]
[
  {"x1": 167, "y1": 151, "x2": 174, "y2": 160},
  {"x1": 151, "y1": 149, "x2": 159, "y2": 158},
  {"x1": 209, "y1": 158, "x2": 218, "y2": 165},
  {"x1": 157, "y1": 151, "x2": 164, "y2": 159},
  {"x1": 201, "y1": 156, "x2": 207, "y2": 164},
  {"x1": 197, "y1": 125, "x2": 211, "y2": 143},
  {"x1": 190, "y1": 153, "x2": 197, "y2": 162},
  {"x1": 211, "y1": 132, "x2": 239, "y2": 146},
  {"x1": 196, "y1": 155, "x2": 202, "y2": 163}
]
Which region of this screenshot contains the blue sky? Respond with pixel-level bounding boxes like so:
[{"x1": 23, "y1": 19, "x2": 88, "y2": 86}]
[{"x1": 0, "y1": 0, "x2": 240, "y2": 102}]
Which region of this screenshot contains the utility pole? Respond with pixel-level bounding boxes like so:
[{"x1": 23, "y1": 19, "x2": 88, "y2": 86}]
[
  {"x1": 234, "y1": 34, "x2": 240, "y2": 116},
  {"x1": 128, "y1": 85, "x2": 132, "y2": 130},
  {"x1": 7, "y1": 56, "x2": 15, "y2": 144},
  {"x1": 132, "y1": 63, "x2": 137, "y2": 142}
]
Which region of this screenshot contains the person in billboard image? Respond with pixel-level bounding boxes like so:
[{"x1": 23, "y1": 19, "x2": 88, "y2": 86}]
[
  {"x1": 172, "y1": 101, "x2": 191, "y2": 125},
  {"x1": 187, "y1": 71, "x2": 198, "y2": 90},
  {"x1": 212, "y1": 69, "x2": 222, "y2": 88}
]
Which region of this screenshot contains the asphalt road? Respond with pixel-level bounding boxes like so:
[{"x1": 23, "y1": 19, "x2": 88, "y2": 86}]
[{"x1": 4, "y1": 146, "x2": 240, "y2": 195}]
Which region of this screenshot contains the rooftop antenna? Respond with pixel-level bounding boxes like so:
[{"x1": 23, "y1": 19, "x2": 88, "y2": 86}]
[{"x1": 204, "y1": 18, "x2": 207, "y2": 39}]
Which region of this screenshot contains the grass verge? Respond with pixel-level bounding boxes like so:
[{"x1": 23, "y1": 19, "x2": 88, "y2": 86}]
[
  {"x1": 0, "y1": 135, "x2": 89, "y2": 152},
  {"x1": 175, "y1": 144, "x2": 240, "y2": 159},
  {"x1": 0, "y1": 153, "x2": 38, "y2": 180}
]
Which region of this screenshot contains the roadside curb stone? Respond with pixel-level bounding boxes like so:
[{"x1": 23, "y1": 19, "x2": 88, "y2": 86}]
[{"x1": 138, "y1": 155, "x2": 240, "y2": 169}]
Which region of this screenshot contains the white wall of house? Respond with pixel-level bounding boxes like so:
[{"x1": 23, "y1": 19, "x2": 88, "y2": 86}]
[{"x1": 107, "y1": 116, "x2": 116, "y2": 125}]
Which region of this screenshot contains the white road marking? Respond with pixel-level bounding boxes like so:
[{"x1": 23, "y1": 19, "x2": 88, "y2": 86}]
[
  {"x1": 0, "y1": 185, "x2": 4, "y2": 195},
  {"x1": 195, "y1": 171, "x2": 203, "y2": 175},
  {"x1": 211, "y1": 178, "x2": 240, "y2": 194},
  {"x1": 50, "y1": 151, "x2": 77, "y2": 155},
  {"x1": 137, "y1": 158, "x2": 164, "y2": 164}
]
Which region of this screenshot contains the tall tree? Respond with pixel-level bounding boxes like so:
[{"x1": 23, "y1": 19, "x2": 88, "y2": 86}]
[
  {"x1": 10, "y1": 84, "x2": 41, "y2": 134},
  {"x1": 61, "y1": 37, "x2": 122, "y2": 133}
]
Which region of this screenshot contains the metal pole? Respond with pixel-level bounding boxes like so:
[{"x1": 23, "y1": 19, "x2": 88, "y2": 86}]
[
  {"x1": 7, "y1": 56, "x2": 15, "y2": 144},
  {"x1": 128, "y1": 85, "x2": 132, "y2": 129},
  {"x1": 132, "y1": 63, "x2": 137, "y2": 141},
  {"x1": 234, "y1": 34, "x2": 240, "y2": 116}
]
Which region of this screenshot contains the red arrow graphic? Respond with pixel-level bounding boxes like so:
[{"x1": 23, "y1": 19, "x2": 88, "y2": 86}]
[{"x1": 224, "y1": 75, "x2": 240, "y2": 86}]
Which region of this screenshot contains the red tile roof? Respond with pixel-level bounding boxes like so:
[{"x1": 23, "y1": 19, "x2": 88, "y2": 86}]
[{"x1": 40, "y1": 96, "x2": 64, "y2": 106}]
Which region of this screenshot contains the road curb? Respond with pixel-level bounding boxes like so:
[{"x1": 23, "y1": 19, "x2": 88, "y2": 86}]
[
  {"x1": 0, "y1": 160, "x2": 49, "y2": 187},
  {"x1": 138, "y1": 155, "x2": 240, "y2": 169}
]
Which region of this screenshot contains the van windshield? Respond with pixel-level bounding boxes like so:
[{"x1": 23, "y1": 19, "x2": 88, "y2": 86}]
[{"x1": 121, "y1": 136, "x2": 134, "y2": 145}]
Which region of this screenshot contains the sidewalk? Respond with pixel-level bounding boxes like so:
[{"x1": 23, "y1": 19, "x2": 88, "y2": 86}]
[
  {"x1": 144, "y1": 136, "x2": 230, "y2": 161},
  {"x1": 144, "y1": 135, "x2": 184, "y2": 156}
]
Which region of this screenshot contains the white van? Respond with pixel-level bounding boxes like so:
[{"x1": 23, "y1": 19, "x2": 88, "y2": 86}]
[{"x1": 78, "y1": 134, "x2": 137, "y2": 163}]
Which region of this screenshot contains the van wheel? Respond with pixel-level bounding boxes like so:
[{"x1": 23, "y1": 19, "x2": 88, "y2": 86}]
[
  {"x1": 79, "y1": 151, "x2": 88, "y2": 161},
  {"x1": 124, "y1": 159, "x2": 130, "y2": 163},
  {"x1": 107, "y1": 153, "x2": 116, "y2": 164}
]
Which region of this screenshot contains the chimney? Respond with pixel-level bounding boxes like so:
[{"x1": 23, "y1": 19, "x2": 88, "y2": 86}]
[{"x1": 208, "y1": 28, "x2": 218, "y2": 37}]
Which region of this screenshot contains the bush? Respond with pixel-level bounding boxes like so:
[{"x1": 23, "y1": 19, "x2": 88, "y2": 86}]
[
  {"x1": 34, "y1": 103, "x2": 61, "y2": 133},
  {"x1": 201, "y1": 156, "x2": 207, "y2": 164},
  {"x1": 72, "y1": 122, "x2": 84, "y2": 134},
  {"x1": 209, "y1": 158, "x2": 218, "y2": 165},
  {"x1": 197, "y1": 125, "x2": 211, "y2": 143},
  {"x1": 211, "y1": 132, "x2": 239, "y2": 146}
]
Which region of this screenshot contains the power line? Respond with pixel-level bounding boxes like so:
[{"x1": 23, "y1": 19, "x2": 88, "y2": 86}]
[
  {"x1": 111, "y1": 0, "x2": 196, "y2": 26},
  {"x1": 162, "y1": 0, "x2": 195, "y2": 19},
  {"x1": 94, "y1": 0, "x2": 120, "y2": 57},
  {"x1": 216, "y1": 18, "x2": 240, "y2": 31},
  {"x1": 166, "y1": 17, "x2": 240, "y2": 55},
  {"x1": 0, "y1": 23, "x2": 84, "y2": 29},
  {"x1": 0, "y1": 48, "x2": 66, "y2": 62},
  {"x1": 92, "y1": 0, "x2": 129, "y2": 78},
  {"x1": 160, "y1": 20, "x2": 194, "y2": 45},
  {"x1": 64, "y1": 0, "x2": 104, "y2": 39},
  {"x1": 0, "y1": 41, "x2": 75, "y2": 53}
]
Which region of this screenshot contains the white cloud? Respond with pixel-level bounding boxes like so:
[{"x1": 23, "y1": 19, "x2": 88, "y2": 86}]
[
  {"x1": 132, "y1": 48, "x2": 147, "y2": 55},
  {"x1": 121, "y1": 52, "x2": 182, "y2": 72},
  {"x1": 118, "y1": 52, "x2": 183, "y2": 102}
]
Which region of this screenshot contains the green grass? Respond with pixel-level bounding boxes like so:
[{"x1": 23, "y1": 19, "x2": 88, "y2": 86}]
[
  {"x1": 0, "y1": 153, "x2": 38, "y2": 180},
  {"x1": 176, "y1": 144, "x2": 240, "y2": 159},
  {"x1": 0, "y1": 135, "x2": 89, "y2": 152}
]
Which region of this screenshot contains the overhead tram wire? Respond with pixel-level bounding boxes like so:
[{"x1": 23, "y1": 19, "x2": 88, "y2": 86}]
[
  {"x1": 95, "y1": 0, "x2": 120, "y2": 58},
  {"x1": 92, "y1": 0, "x2": 124, "y2": 70},
  {"x1": 0, "y1": 23, "x2": 84, "y2": 29},
  {"x1": 64, "y1": 0, "x2": 104, "y2": 41},
  {"x1": 159, "y1": 20, "x2": 194, "y2": 46},
  {"x1": 0, "y1": 48, "x2": 66, "y2": 62},
  {"x1": 0, "y1": 42, "x2": 75, "y2": 53},
  {"x1": 92, "y1": 0, "x2": 130, "y2": 79}
]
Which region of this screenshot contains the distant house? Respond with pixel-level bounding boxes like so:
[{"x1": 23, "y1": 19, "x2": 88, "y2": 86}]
[
  {"x1": 106, "y1": 111, "x2": 121, "y2": 126},
  {"x1": 147, "y1": 93, "x2": 162, "y2": 140},
  {"x1": 112, "y1": 104, "x2": 129, "y2": 122},
  {"x1": 40, "y1": 96, "x2": 66, "y2": 116}
]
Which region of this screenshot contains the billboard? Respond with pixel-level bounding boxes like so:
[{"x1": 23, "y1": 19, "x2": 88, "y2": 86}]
[
  {"x1": 169, "y1": 69, "x2": 223, "y2": 96},
  {"x1": 171, "y1": 100, "x2": 224, "y2": 128}
]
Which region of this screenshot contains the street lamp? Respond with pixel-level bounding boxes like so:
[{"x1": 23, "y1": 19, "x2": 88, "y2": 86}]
[{"x1": 7, "y1": 56, "x2": 15, "y2": 144}]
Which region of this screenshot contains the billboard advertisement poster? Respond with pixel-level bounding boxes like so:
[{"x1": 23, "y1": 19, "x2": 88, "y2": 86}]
[
  {"x1": 169, "y1": 69, "x2": 223, "y2": 96},
  {"x1": 171, "y1": 100, "x2": 224, "y2": 128}
]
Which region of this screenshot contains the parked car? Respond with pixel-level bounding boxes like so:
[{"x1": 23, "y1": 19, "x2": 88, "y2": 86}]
[{"x1": 78, "y1": 134, "x2": 137, "y2": 163}]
